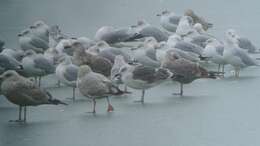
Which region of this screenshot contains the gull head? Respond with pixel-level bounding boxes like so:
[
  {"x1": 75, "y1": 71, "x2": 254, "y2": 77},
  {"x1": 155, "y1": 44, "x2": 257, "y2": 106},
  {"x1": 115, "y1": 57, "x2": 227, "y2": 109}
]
[
  {"x1": 0, "y1": 70, "x2": 19, "y2": 81},
  {"x1": 78, "y1": 65, "x2": 92, "y2": 78}
]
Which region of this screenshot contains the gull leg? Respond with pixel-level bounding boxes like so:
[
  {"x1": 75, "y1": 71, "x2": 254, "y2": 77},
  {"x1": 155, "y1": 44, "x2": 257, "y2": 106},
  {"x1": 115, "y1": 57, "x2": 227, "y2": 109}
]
[
  {"x1": 87, "y1": 99, "x2": 96, "y2": 114},
  {"x1": 217, "y1": 64, "x2": 220, "y2": 72},
  {"x1": 9, "y1": 106, "x2": 24, "y2": 123},
  {"x1": 23, "y1": 106, "x2": 27, "y2": 122},
  {"x1": 38, "y1": 76, "x2": 42, "y2": 87},
  {"x1": 72, "y1": 87, "x2": 76, "y2": 102},
  {"x1": 173, "y1": 83, "x2": 184, "y2": 96},
  {"x1": 134, "y1": 89, "x2": 145, "y2": 103},
  {"x1": 106, "y1": 97, "x2": 114, "y2": 112},
  {"x1": 222, "y1": 64, "x2": 225, "y2": 77}
]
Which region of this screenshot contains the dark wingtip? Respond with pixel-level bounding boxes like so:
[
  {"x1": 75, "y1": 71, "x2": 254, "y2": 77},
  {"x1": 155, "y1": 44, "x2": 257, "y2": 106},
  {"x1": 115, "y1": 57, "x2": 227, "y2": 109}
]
[
  {"x1": 199, "y1": 55, "x2": 211, "y2": 60},
  {"x1": 49, "y1": 99, "x2": 68, "y2": 105}
]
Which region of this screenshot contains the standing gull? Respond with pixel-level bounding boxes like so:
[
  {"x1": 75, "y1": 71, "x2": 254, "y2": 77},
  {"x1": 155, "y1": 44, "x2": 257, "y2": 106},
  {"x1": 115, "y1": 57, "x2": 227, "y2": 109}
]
[
  {"x1": 224, "y1": 29, "x2": 258, "y2": 77},
  {"x1": 161, "y1": 51, "x2": 220, "y2": 96},
  {"x1": 77, "y1": 65, "x2": 124, "y2": 113},
  {"x1": 117, "y1": 63, "x2": 173, "y2": 103},
  {"x1": 21, "y1": 50, "x2": 55, "y2": 86},
  {"x1": 56, "y1": 56, "x2": 79, "y2": 101},
  {"x1": 203, "y1": 38, "x2": 226, "y2": 73},
  {"x1": 0, "y1": 70, "x2": 67, "y2": 122}
]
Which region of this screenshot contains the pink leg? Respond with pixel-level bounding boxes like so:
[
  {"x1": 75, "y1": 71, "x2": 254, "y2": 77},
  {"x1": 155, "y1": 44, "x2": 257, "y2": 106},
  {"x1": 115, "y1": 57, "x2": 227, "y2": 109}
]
[{"x1": 106, "y1": 97, "x2": 114, "y2": 112}]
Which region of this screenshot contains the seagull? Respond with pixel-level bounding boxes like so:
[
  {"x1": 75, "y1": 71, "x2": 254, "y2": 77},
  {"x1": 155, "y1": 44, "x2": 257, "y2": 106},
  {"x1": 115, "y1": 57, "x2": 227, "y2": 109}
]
[
  {"x1": 31, "y1": 20, "x2": 50, "y2": 42},
  {"x1": 0, "y1": 70, "x2": 67, "y2": 123},
  {"x1": 1, "y1": 47, "x2": 24, "y2": 61},
  {"x1": 18, "y1": 29, "x2": 45, "y2": 53},
  {"x1": 161, "y1": 51, "x2": 220, "y2": 96},
  {"x1": 88, "y1": 41, "x2": 131, "y2": 63},
  {"x1": 71, "y1": 41, "x2": 112, "y2": 77},
  {"x1": 0, "y1": 54, "x2": 23, "y2": 72},
  {"x1": 227, "y1": 29, "x2": 259, "y2": 53},
  {"x1": 167, "y1": 34, "x2": 205, "y2": 59},
  {"x1": 77, "y1": 65, "x2": 124, "y2": 113},
  {"x1": 203, "y1": 38, "x2": 226, "y2": 72},
  {"x1": 117, "y1": 62, "x2": 173, "y2": 103},
  {"x1": 156, "y1": 10, "x2": 181, "y2": 33},
  {"x1": 21, "y1": 50, "x2": 55, "y2": 86},
  {"x1": 131, "y1": 19, "x2": 169, "y2": 42},
  {"x1": 56, "y1": 56, "x2": 79, "y2": 101},
  {"x1": 94, "y1": 26, "x2": 143, "y2": 44},
  {"x1": 176, "y1": 16, "x2": 194, "y2": 37},
  {"x1": 184, "y1": 9, "x2": 213, "y2": 31},
  {"x1": 224, "y1": 29, "x2": 258, "y2": 77},
  {"x1": 132, "y1": 37, "x2": 161, "y2": 68}
]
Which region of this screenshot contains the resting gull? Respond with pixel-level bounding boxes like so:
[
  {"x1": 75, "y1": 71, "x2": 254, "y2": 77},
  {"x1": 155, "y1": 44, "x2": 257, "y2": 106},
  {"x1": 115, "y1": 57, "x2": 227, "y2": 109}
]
[
  {"x1": 56, "y1": 56, "x2": 79, "y2": 101},
  {"x1": 0, "y1": 70, "x2": 67, "y2": 122},
  {"x1": 77, "y1": 65, "x2": 124, "y2": 113},
  {"x1": 94, "y1": 26, "x2": 143, "y2": 44},
  {"x1": 131, "y1": 19, "x2": 169, "y2": 42},
  {"x1": 71, "y1": 41, "x2": 112, "y2": 77},
  {"x1": 156, "y1": 10, "x2": 181, "y2": 33},
  {"x1": 21, "y1": 50, "x2": 55, "y2": 86},
  {"x1": 117, "y1": 62, "x2": 173, "y2": 103},
  {"x1": 224, "y1": 29, "x2": 258, "y2": 77},
  {"x1": 161, "y1": 51, "x2": 221, "y2": 96},
  {"x1": 184, "y1": 9, "x2": 213, "y2": 31}
]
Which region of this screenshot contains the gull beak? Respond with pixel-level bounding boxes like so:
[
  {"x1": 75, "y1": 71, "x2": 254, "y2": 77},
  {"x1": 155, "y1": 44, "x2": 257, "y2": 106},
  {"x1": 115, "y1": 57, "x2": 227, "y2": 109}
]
[{"x1": 114, "y1": 73, "x2": 121, "y2": 79}]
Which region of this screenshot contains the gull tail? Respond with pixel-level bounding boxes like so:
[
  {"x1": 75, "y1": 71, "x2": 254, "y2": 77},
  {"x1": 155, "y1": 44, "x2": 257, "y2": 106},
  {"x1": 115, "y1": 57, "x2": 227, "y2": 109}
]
[
  {"x1": 48, "y1": 99, "x2": 68, "y2": 105},
  {"x1": 125, "y1": 33, "x2": 144, "y2": 42},
  {"x1": 46, "y1": 91, "x2": 68, "y2": 105},
  {"x1": 199, "y1": 55, "x2": 211, "y2": 61},
  {"x1": 110, "y1": 84, "x2": 131, "y2": 95}
]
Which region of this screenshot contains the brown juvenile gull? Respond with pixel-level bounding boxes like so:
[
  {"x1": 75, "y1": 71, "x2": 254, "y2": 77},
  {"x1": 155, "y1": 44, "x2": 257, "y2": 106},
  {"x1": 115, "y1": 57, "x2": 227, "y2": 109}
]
[
  {"x1": 71, "y1": 41, "x2": 112, "y2": 77},
  {"x1": 0, "y1": 70, "x2": 67, "y2": 123},
  {"x1": 77, "y1": 65, "x2": 124, "y2": 113},
  {"x1": 117, "y1": 62, "x2": 173, "y2": 103},
  {"x1": 161, "y1": 51, "x2": 221, "y2": 96},
  {"x1": 184, "y1": 9, "x2": 213, "y2": 31},
  {"x1": 88, "y1": 41, "x2": 131, "y2": 63}
]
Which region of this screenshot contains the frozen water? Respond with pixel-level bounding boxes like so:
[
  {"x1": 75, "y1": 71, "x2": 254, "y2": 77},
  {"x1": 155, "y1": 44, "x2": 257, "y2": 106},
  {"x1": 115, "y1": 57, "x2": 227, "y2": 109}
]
[{"x1": 1, "y1": 0, "x2": 260, "y2": 146}]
